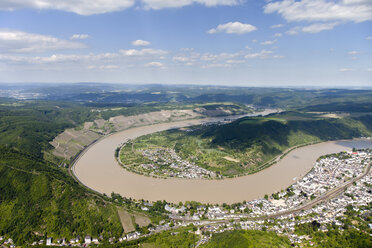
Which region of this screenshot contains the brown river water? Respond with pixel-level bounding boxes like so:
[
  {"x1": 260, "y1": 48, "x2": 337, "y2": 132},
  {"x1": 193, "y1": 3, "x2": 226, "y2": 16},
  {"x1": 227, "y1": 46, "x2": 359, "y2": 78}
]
[{"x1": 72, "y1": 113, "x2": 372, "y2": 204}]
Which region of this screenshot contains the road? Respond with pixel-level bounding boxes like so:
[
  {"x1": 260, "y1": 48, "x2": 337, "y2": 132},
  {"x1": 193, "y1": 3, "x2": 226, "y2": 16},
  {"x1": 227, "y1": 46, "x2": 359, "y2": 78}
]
[
  {"x1": 261, "y1": 162, "x2": 371, "y2": 219},
  {"x1": 171, "y1": 162, "x2": 371, "y2": 223}
]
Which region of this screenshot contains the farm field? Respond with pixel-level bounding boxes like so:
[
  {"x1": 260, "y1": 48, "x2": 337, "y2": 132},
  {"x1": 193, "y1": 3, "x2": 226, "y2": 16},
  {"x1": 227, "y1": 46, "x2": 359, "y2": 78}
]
[{"x1": 118, "y1": 209, "x2": 152, "y2": 233}]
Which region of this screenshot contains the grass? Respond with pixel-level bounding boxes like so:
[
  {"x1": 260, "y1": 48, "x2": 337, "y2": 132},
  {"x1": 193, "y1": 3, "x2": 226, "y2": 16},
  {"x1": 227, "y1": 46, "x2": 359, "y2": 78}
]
[
  {"x1": 118, "y1": 209, "x2": 136, "y2": 233},
  {"x1": 201, "y1": 230, "x2": 291, "y2": 248},
  {"x1": 118, "y1": 208, "x2": 152, "y2": 233}
]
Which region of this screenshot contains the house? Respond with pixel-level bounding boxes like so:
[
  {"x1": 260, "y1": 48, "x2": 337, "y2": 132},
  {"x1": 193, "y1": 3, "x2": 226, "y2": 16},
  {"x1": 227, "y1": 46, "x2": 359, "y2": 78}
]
[
  {"x1": 84, "y1": 235, "x2": 92, "y2": 244},
  {"x1": 92, "y1": 237, "x2": 99, "y2": 244},
  {"x1": 46, "y1": 237, "x2": 52, "y2": 246},
  {"x1": 126, "y1": 232, "x2": 140, "y2": 241}
]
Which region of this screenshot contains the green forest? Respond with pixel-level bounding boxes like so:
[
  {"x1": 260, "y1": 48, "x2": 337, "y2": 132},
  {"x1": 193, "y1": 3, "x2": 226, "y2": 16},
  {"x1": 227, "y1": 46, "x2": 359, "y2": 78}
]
[{"x1": 201, "y1": 230, "x2": 291, "y2": 248}]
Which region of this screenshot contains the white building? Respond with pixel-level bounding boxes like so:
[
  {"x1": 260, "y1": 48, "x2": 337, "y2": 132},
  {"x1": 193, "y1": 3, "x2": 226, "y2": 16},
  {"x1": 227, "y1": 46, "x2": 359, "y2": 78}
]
[{"x1": 84, "y1": 235, "x2": 92, "y2": 244}]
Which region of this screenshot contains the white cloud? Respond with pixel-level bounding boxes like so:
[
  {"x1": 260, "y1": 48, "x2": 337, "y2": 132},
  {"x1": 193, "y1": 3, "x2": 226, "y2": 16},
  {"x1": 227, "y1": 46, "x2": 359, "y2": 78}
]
[
  {"x1": 120, "y1": 48, "x2": 167, "y2": 56},
  {"x1": 367, "y1": 37, "x2": 372, "y2": 40},
  {"x1": 368, "y1": 68, "x2": 372, "y2": 71},
  {"x1": 173, "y1": 56, "x2": 193, "y2": 62},
  {"x1": 348, "y1": 51, "x2": 360, "y2": 55},
  {"x1": 0, "y1": 0, "x2": 135, "y2": 15},
  {"x1": 286, "y1": 26, "x2": 301, "y2": 35},
  {"x1": 200, "y1": 52, "x2": 242, "y2": 61},
  {"x1": 70, "y1": 34, "x2": 89, "y2": 40},
  {"x1": 0, "y1": 46, "x2": 168, "y2": 66},
  {"x1": 172, "y1": 49, "x2": 249, "y2": 68},
  {"x1": 99, "y1": 64, "x2": 119, "y2": 70},
  {"x1": 145, "y1": 61, "x2": 165, "y2": 68},
  {"x1": 270, "y1": 24, "x2": 284, "y2": 28},
  {"x1": 0, "y1": 29, "x2": 86, "y2": 53},
  {"x1": 201, "y1": 63, "x2": 232, "y2": 69},
  {"x1": 339, "y1": 68, "x2": 355, "y2": 72},
  {"x1": 0, "y1": 0, "x2": 242, "y2": 14},
  {"x1": 264, "y1": 0, "x2": 372, "y2": 23},
  {"x1": 180, "y1": 48, "x2": 194, "y2": 52},
  {"x1": 274, "y1": 33, "x2": 283, "y2": 37},
  {"x1": 245, "y1": 50, "x2": 275, "y2": 59},
  {"x1": 261, "y1": 39, "x2": 277, "y2": 45},
  {"x1": 302, "y1": 22, "x2": 339, "y2": 33},
  {"x1": 226, "y1": 59, "x2": 245, "y2": 64},
  {"x1": 132, "y1": 39, "x2": 151, "y2": 46},
  {"x1": 286, "y1": 23, "x2": 338, "y2": 35},
  {"x1": 141, "y1": 0, "x2": 240, "y2": 10},
  {"x1": 208, "y1": 22, "x2": 257, "y2": 34}
]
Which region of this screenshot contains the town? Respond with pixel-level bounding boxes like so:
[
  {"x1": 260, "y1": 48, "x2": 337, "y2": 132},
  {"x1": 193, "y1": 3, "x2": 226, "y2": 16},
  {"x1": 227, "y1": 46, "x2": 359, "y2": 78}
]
[
  {"x1": 120, "y1": 144, "x2": 219, "y2": 179},
  {"x1": 2, "y1": 149, "x2": 370, "y2": 247}
]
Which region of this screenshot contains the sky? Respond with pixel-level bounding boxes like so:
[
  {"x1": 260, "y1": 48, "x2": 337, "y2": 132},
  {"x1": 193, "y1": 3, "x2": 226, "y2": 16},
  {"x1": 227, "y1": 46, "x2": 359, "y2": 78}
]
[{"x1": 0, "y1": 0, "x2": 371, "y2": 87}]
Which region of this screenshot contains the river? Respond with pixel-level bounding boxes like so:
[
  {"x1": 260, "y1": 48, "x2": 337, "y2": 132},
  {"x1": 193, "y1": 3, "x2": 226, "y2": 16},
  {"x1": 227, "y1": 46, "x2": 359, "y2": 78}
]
[{"x1": 72, "y1": 112, "x2": 372, "y2": 204}]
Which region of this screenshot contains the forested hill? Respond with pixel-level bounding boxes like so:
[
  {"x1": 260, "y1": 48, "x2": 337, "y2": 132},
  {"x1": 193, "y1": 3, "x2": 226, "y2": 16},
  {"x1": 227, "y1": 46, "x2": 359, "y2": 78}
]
[
  {"x1": 0, "y1": 102, "x2": 126, "y2": 244},
  {"x1": 0, "y1": 146, "x2": 123, "y2": 244},
  {"x1": 136, "y1": 112, "x2": 372, "y2": 176},
  {"x1": 209, "y1": 112, "x2": 372, "y2": 151}
]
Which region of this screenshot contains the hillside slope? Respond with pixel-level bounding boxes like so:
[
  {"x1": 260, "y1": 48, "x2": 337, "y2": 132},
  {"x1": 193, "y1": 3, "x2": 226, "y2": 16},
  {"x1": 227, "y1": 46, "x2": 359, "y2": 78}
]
[{"x1": 126, "y1": 112, "x2": 372, "y2": 177}]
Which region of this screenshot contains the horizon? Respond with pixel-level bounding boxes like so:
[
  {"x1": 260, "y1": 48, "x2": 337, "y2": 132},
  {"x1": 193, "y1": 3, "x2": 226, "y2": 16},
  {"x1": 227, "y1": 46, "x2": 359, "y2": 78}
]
[{"x1": 1, "y1": 81, "x2": 372, "y2": 90}]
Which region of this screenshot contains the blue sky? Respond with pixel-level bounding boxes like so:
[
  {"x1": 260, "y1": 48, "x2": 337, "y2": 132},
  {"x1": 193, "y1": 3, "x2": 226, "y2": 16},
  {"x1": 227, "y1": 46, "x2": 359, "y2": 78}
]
[{"x1": 0, "y1": 0, "x2": 371, "y2": 87}]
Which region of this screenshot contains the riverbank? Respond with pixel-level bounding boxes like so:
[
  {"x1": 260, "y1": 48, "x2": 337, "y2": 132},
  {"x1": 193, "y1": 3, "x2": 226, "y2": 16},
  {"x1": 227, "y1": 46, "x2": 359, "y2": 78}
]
[{"x1": 72, "y1": 115, "x2": 372, "y2": 204}]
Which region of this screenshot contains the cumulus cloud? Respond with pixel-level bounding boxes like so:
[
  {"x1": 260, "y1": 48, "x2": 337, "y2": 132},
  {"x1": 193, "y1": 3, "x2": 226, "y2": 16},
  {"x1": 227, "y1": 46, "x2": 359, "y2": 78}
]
[
  {"x1": 99, "y1": 65, "x2": 119, "y2": 70},
  {"x1": 208, "y1": 22, "x2": 257, "y2": 34},
  {"x1": 0, "y1": 29, "x2": 86, "y2": 53},
  {"x1": 245, "y1": 50, "x2": 280, "y2": 59},
  {"x1": 261, "y1": 39, "x2": 277, "y2": 45},
  {"x1": 173, "y1": 56, "x2": 193, "y2": 63},
  {"x1": 141, "y1": 0, "x2": 240, "y2": 10},
  {"x1": 286, "y1": 26, "x2": 301, "y2": 35},
  {"x1": 120, "y1": 48, "x2": 167, "y2": 56},
  {"x1": 264, "y1": 0, "x2": 372, "y2": 23},
  {"x1": 0, "y1": 0, "x2": 135, "y2": 15},
  {"x1": 348, "y1": 51, "x2": 360, "y2": 55},
  {"x1": 132, "y1": 39, "x2": 151, "y2": 46},
  {"x1": 201, "y1": 63, "x2": 232, "y2": 69},
  {"x1": 274, "y1": 33, "x2": 283, "y2": 37},
  {"x1": 145, "y1": 61, "x2": 165, "y2": 68},
  {"x1": 302, "y1": 22, "x2": 339, "y2": 33},
  {"x1": 366, "y1": 36, "x2": 372, "y2": 40},
  {"x1": 226, "y1": 59, "x2": 245, "y2": 64},
  {"x1": 0, "y1": 45, "x2": 168, "y2": 67},
  {"x1": 270, "y1": 24, "x2": 284, "y2": 28},
  {"x1": 200, "y1": 52, "x2": 242, "y2": 61},
  {"x1": 339, "y1": 68, "x2": 355, "y2": 72},
  {"x1": 0, "y1": 0, "x2": 242, "y2": 14},
  {"x1": 70, "y1": 34, "x2": 89, "y2": 40},
  {"x1": 286, "y1": 22, "x2": 339, "y2": 35}
]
